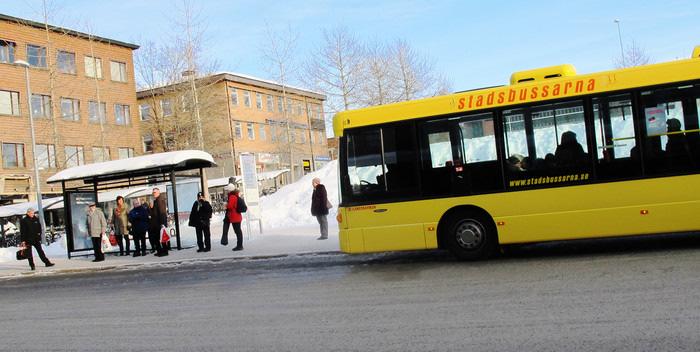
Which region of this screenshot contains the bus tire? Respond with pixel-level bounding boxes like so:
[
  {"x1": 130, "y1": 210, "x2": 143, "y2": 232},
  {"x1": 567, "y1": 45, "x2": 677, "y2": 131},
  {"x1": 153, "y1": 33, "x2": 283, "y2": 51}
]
[{"x1": 443, "y1": 211, "x2": 497, "y2": 261}]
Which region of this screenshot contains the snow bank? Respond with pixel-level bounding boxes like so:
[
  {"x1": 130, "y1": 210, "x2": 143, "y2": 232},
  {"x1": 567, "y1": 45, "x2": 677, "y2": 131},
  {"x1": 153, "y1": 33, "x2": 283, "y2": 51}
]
[
  {"x1": 0, "y1": 236, "x2": 68, "y2": 263},
  {"x1": 260, "y1": 161, "x2": 338, "y2": 229}
]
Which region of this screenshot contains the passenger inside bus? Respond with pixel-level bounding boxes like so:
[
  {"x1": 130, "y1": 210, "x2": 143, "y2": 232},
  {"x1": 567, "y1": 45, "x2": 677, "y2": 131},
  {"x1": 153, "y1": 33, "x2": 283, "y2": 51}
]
[{"x1": 555, "y1": 131, "x2": 587, "y2": 167}]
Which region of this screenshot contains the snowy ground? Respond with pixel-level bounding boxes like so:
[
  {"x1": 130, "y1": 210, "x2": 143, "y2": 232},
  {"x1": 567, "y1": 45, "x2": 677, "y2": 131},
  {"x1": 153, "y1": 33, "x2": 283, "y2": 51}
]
[{"x1": 1, "y1": 161, "x2": 342, "y2": 278}]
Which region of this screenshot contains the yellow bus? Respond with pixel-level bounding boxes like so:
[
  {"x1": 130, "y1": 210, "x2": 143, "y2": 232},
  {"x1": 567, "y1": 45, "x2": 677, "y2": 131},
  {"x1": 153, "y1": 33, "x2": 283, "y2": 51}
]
[{"x1": 333, "y1": 46, "x2": 700, "y2": 260}]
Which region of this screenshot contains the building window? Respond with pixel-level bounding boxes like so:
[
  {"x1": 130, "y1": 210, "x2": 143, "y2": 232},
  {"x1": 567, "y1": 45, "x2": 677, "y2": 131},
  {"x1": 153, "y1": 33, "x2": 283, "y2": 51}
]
[
  {"x1": 27, "y1": 44, "x2": 47, "y2": 68},
  {"x1": 316, "y1": 105, "x2": 322, "y2": 119},
  {"x1": 139, "y1": 104, "x2": 151, "y2": 121},
  {"x1": 259, "y1": 124, "x2": 266, "y2": 140},
  {"x1": 296, "y1": 102, "x2": 303, "y2": 116},
  {"x1": 2, "y1": 143, "x2": 25, "y2": 168},
  {"x1": 243, "y1": 91, "x2": 251, "y2": 107},
  {"x1": 161, "y1": 99, "x2": 173, "y2": 116},
  {"x1": 235, "y1": 122, "x2": 242, "y2": 139},
  {"x1": 0, "y1": 90, "x2": 20, "y2": 116},
  {"x1": 307, "y1": 103, "x2": 314, "y2": 119},
  {"x1": 92, "y1": 147, "x2": 110, "y2": 163},
  {"x1": 114, "y1": 104, "x2": 130, "y2": 125},
  {"x1": 31, "y1": 94, "x2": 51, "y2": 118},
  {"x1": 230, "y1": 87, "x2": 238, "y2": 106},
  {"x1": 277, "y1": 96, "x2": 283, "y2": 113},
  {"x1": 60, "y1": 97, "x2": 80, "y2": 121},
  {"x1": 57, "y1": 51, "x2": 76, "y2": 74},
  {"x1": 88, "y1": 101, "x2": 106, "y2": 123},
  {"x1": 142, "y1": 135, "x2": 153, "y2": 153},
  {"x1": 247, "y1": 123, "x2": 255, "y2": 140},
  {"x1": 118, "y1": 147, "x2": 134, "y2": 159},
  {"x1": 287, "y1": 98, "x2": 293, "y2": 114},
  {"x1": 290, "y1": 128, "x2": 295, "y2": 143},
  {"x1": 84, "y1": 56, "x2": 103, "y2": 78},
  {"x1": 64, "y1": 146, "x2": 84, "y2": 167},
  {"x1": 270, "y1": 124, "x2": 277, "y2": 141},
  {"x1": 266, "y1": 95, "x2": 273, "y2": 112},
  {"x1": 0, "y1": 40, "x2": 16, "y2": 64},
  {"x1": 299, "y1": 129, "x2": 306, "y2": 144},
  {"x1": 256, "y1": 93, "x2": 263, "y2": 110},
  {"x1": 110, "y1": 61, "x2": 127, "y2": 82},
  {"x1": 35, "y1": 144, "x2": 56, "y2": 169},
  {"x1": 310, "y1": 129, "x2": 315, "y2": 144}
]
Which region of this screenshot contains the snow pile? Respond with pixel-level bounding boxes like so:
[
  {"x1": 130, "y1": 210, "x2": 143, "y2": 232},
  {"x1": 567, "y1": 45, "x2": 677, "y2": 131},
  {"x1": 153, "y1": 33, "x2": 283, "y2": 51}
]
[{"x1": 260, "y1": 161, "x2": 338, "y2": 229}]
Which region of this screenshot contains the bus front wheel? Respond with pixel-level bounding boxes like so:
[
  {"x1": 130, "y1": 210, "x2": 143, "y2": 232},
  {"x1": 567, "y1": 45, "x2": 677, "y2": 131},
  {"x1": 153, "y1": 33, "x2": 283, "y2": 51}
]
[{"x1": 443, "y1": 211, "x2": 497, "y2": 261}]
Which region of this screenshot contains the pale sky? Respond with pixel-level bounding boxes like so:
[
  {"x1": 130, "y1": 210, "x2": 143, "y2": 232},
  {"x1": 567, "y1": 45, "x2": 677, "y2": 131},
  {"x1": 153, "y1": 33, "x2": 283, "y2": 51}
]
[{"x1": 3, "y1": 0, "x2": 699, "y2": 91}]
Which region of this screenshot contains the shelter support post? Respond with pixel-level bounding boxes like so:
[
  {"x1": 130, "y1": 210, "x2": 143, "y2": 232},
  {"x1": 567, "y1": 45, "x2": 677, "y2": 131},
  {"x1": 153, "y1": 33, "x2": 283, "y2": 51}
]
[{"x1": 170, "y1": 171, "x2": 182, "y2": 250}]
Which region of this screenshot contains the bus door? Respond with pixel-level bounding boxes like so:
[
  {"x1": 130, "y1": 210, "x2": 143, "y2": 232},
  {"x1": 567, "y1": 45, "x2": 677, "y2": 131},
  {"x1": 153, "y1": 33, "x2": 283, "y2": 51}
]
[{"x1": 341, "y1": 123, "x2": 426, "y2": 252}]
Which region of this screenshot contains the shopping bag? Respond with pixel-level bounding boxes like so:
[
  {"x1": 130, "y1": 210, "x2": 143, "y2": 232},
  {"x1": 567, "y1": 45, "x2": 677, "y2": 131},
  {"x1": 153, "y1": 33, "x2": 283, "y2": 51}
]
[
  {"x1": 160, "y1": 226, "x2": 170, "y2": 244},
  {"x1": 101, "y1": 234, "x2": 111, "y2": 251}
]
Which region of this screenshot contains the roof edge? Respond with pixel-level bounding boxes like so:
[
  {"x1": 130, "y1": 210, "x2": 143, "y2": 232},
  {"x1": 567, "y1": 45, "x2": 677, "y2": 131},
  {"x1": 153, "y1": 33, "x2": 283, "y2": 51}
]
[{"x1": 0, "y1": 13, "x2": 139, "y2": 50}]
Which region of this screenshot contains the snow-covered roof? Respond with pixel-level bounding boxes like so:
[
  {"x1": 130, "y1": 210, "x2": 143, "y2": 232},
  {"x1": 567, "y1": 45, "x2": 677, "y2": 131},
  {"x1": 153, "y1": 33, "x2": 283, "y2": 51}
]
[
  {"x1": 0, "y1": 197, "x2": 64, "y2": 218},
  {"x1": 47, "y1": 150, "x2": 217, "y2": 184}
]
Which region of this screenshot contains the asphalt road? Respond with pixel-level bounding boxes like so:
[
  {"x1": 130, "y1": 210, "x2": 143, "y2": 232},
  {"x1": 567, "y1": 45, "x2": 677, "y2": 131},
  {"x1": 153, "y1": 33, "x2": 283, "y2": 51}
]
[{"x1": 2, "y1": 233, "x2": 700, "y2": 352}]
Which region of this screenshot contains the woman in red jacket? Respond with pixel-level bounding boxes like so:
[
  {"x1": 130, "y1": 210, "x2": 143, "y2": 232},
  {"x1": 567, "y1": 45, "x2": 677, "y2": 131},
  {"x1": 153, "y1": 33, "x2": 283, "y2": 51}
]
[{"x1": 224, "y1": 189, "x2": 244, "y2": 251}]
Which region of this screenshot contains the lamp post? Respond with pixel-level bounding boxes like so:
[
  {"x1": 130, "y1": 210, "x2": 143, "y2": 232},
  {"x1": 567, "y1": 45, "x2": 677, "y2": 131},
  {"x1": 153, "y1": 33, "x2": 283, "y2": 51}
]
[
  {"x1": 14, "y1": 59, "x2": 47, "y2": 244},
  {"x1": 182, "y1": 69, "x2": 209, "y2": 198},
  {"x1": 182, "y1": 69, "x2": 204, "y2": 150},
  {"x1": 614, "y1": 19, "x2": 625, "y2": 67}
]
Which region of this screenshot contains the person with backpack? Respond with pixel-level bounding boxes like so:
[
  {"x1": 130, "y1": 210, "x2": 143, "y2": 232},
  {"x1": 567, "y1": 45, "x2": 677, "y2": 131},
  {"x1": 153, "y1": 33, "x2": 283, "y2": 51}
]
[{"x1": 224, "y1": 189, "x2": 245, "y2": 251}]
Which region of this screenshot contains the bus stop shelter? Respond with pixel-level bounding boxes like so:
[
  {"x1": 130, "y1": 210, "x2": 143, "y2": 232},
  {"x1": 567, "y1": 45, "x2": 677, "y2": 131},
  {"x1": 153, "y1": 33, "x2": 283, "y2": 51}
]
[{"x1": 47, "y1": 150, "x2": 216, "y2": 258}]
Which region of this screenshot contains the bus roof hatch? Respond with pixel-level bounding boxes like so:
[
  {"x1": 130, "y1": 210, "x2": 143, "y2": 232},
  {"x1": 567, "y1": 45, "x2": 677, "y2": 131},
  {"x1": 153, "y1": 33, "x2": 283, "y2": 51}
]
[
  {"x1": 693, "y1": 45, "x2": 700, "y2": 59},
  {"x1": 510, "y1": 64, "x2": 577, "y2": 85}
]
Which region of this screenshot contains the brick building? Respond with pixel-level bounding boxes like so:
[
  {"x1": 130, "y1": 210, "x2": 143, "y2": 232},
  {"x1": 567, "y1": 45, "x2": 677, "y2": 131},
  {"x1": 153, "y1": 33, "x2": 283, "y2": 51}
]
[
  {"x1": 0, "y1": 13, "x2": 141, "y2": 205},
  {"x1": 137, "y1": 72, "x2": 329, "y2": 182}
]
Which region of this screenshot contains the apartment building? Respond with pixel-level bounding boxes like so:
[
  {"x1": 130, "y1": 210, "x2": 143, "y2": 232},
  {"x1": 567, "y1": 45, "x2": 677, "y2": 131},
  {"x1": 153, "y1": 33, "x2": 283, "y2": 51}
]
[
  {"x1": 137, "y1": 72, "x2": 329, "y2": 182},
  {"x1": 0, "y1": 13, "x2": 141, "y2": 204}
]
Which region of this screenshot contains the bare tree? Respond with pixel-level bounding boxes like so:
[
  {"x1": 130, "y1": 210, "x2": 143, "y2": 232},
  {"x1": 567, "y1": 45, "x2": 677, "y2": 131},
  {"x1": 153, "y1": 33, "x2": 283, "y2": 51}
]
[
  {"x1": 359, "y1": 40, "x2": 401, "y2": 106},
  {"x1": 302, "y1": 26, "x2": 364, "y2": 114},
  {"x1": 260, "y1": 23, "x2": 301, "y2": 182},
  {"x1": 615, "y1": 40, "x2": 652, "y2": 68},
  {"x1": 134, "y1": 0, "x2": 225, "y2": 157},
  {"x1": 389, "y1": 39, "x2": 452, "y2": 100}
]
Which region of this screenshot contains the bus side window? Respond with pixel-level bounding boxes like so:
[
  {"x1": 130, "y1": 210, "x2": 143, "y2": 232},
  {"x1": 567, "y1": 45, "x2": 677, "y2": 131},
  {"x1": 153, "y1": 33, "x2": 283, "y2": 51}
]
[
  {"x1": 593, "y1": 94, "x2": 642, "y2": 180},
  {"x1": 345, "y1": 128, "x2": 384, "y2": 200},
  {"x1": 458, "y1": 112, "x2": 502, "y2": 193},
  {"x1": 419, "y1": 119, "x2": 459, "y2": 196},
  {"x1": 640, "y1": 85, "x2": 700, "y2": 176}
]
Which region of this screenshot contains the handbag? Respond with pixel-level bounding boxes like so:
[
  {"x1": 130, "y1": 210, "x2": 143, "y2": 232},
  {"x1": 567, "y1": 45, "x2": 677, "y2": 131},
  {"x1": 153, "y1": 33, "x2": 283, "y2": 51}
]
[
  {"x1": 326, "y1": 199, "x2": 333, "y2": 209},
  {"x1": 16, "y1": 242, "x2": 28, "y2": 260}
]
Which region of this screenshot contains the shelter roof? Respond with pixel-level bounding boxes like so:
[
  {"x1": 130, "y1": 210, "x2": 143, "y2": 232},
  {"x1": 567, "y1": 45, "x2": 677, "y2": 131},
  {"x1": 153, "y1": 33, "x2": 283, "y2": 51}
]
[{"x1": 47, "y1": 150, "x2": 217, "y2": 184}]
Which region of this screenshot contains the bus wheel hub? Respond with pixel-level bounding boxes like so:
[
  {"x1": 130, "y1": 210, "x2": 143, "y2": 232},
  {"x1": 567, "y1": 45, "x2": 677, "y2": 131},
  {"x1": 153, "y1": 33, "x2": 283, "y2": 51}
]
[{"x1": 455, "y1": 221, "x2": 483, "y2": 249}]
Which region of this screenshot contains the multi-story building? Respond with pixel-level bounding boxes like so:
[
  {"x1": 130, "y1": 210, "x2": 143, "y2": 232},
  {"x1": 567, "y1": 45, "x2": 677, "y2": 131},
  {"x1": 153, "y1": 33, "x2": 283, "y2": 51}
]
[
  {"x1": 137, "y1": 72, "x2": 329, "y2": 183},
  {"x1": 0, "y1": 13, "x2": 141, "y2": 204}
]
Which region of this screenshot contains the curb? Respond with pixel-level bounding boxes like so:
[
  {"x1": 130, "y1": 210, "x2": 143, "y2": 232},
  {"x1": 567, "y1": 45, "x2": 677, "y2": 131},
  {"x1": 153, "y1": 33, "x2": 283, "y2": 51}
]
[{"x1": 0, "y1": 250, "x2": 343, "y2": 280}]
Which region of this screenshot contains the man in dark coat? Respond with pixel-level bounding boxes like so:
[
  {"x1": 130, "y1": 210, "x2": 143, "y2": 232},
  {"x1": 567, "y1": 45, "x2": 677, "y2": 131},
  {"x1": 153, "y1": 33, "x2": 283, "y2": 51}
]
[
  {"x1": 188, "y1": 192, "x2": 213, "y2": 252},
  {"x1": 311, "y1": 177, "x2": 330, "y2": 240},
  {"x1": 20, "y1": 208, "x2": 54, "y2": 270},
  {"x1": 148, "y1": 188, "x2": 168, "y2": 257}
]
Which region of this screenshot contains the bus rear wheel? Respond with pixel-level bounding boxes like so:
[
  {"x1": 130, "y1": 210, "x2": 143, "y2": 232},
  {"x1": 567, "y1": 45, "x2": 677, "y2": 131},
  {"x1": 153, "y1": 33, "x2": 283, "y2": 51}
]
[{"x1": 443, "y1": 211, "x2": 497, "y2": 261}]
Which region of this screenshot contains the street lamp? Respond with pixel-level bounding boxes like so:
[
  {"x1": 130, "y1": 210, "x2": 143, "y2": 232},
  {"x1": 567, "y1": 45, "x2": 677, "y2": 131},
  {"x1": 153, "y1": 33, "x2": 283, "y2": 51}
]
[
  {"x1": 14, "y1": 59, "x2": 47, "y2": 244},
  {"x1": 181, "y1": 69, "x2": 204, "y2": 150},
  {"x1": 614, "y1": 19, "x2": 625, "y2": 67}
]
